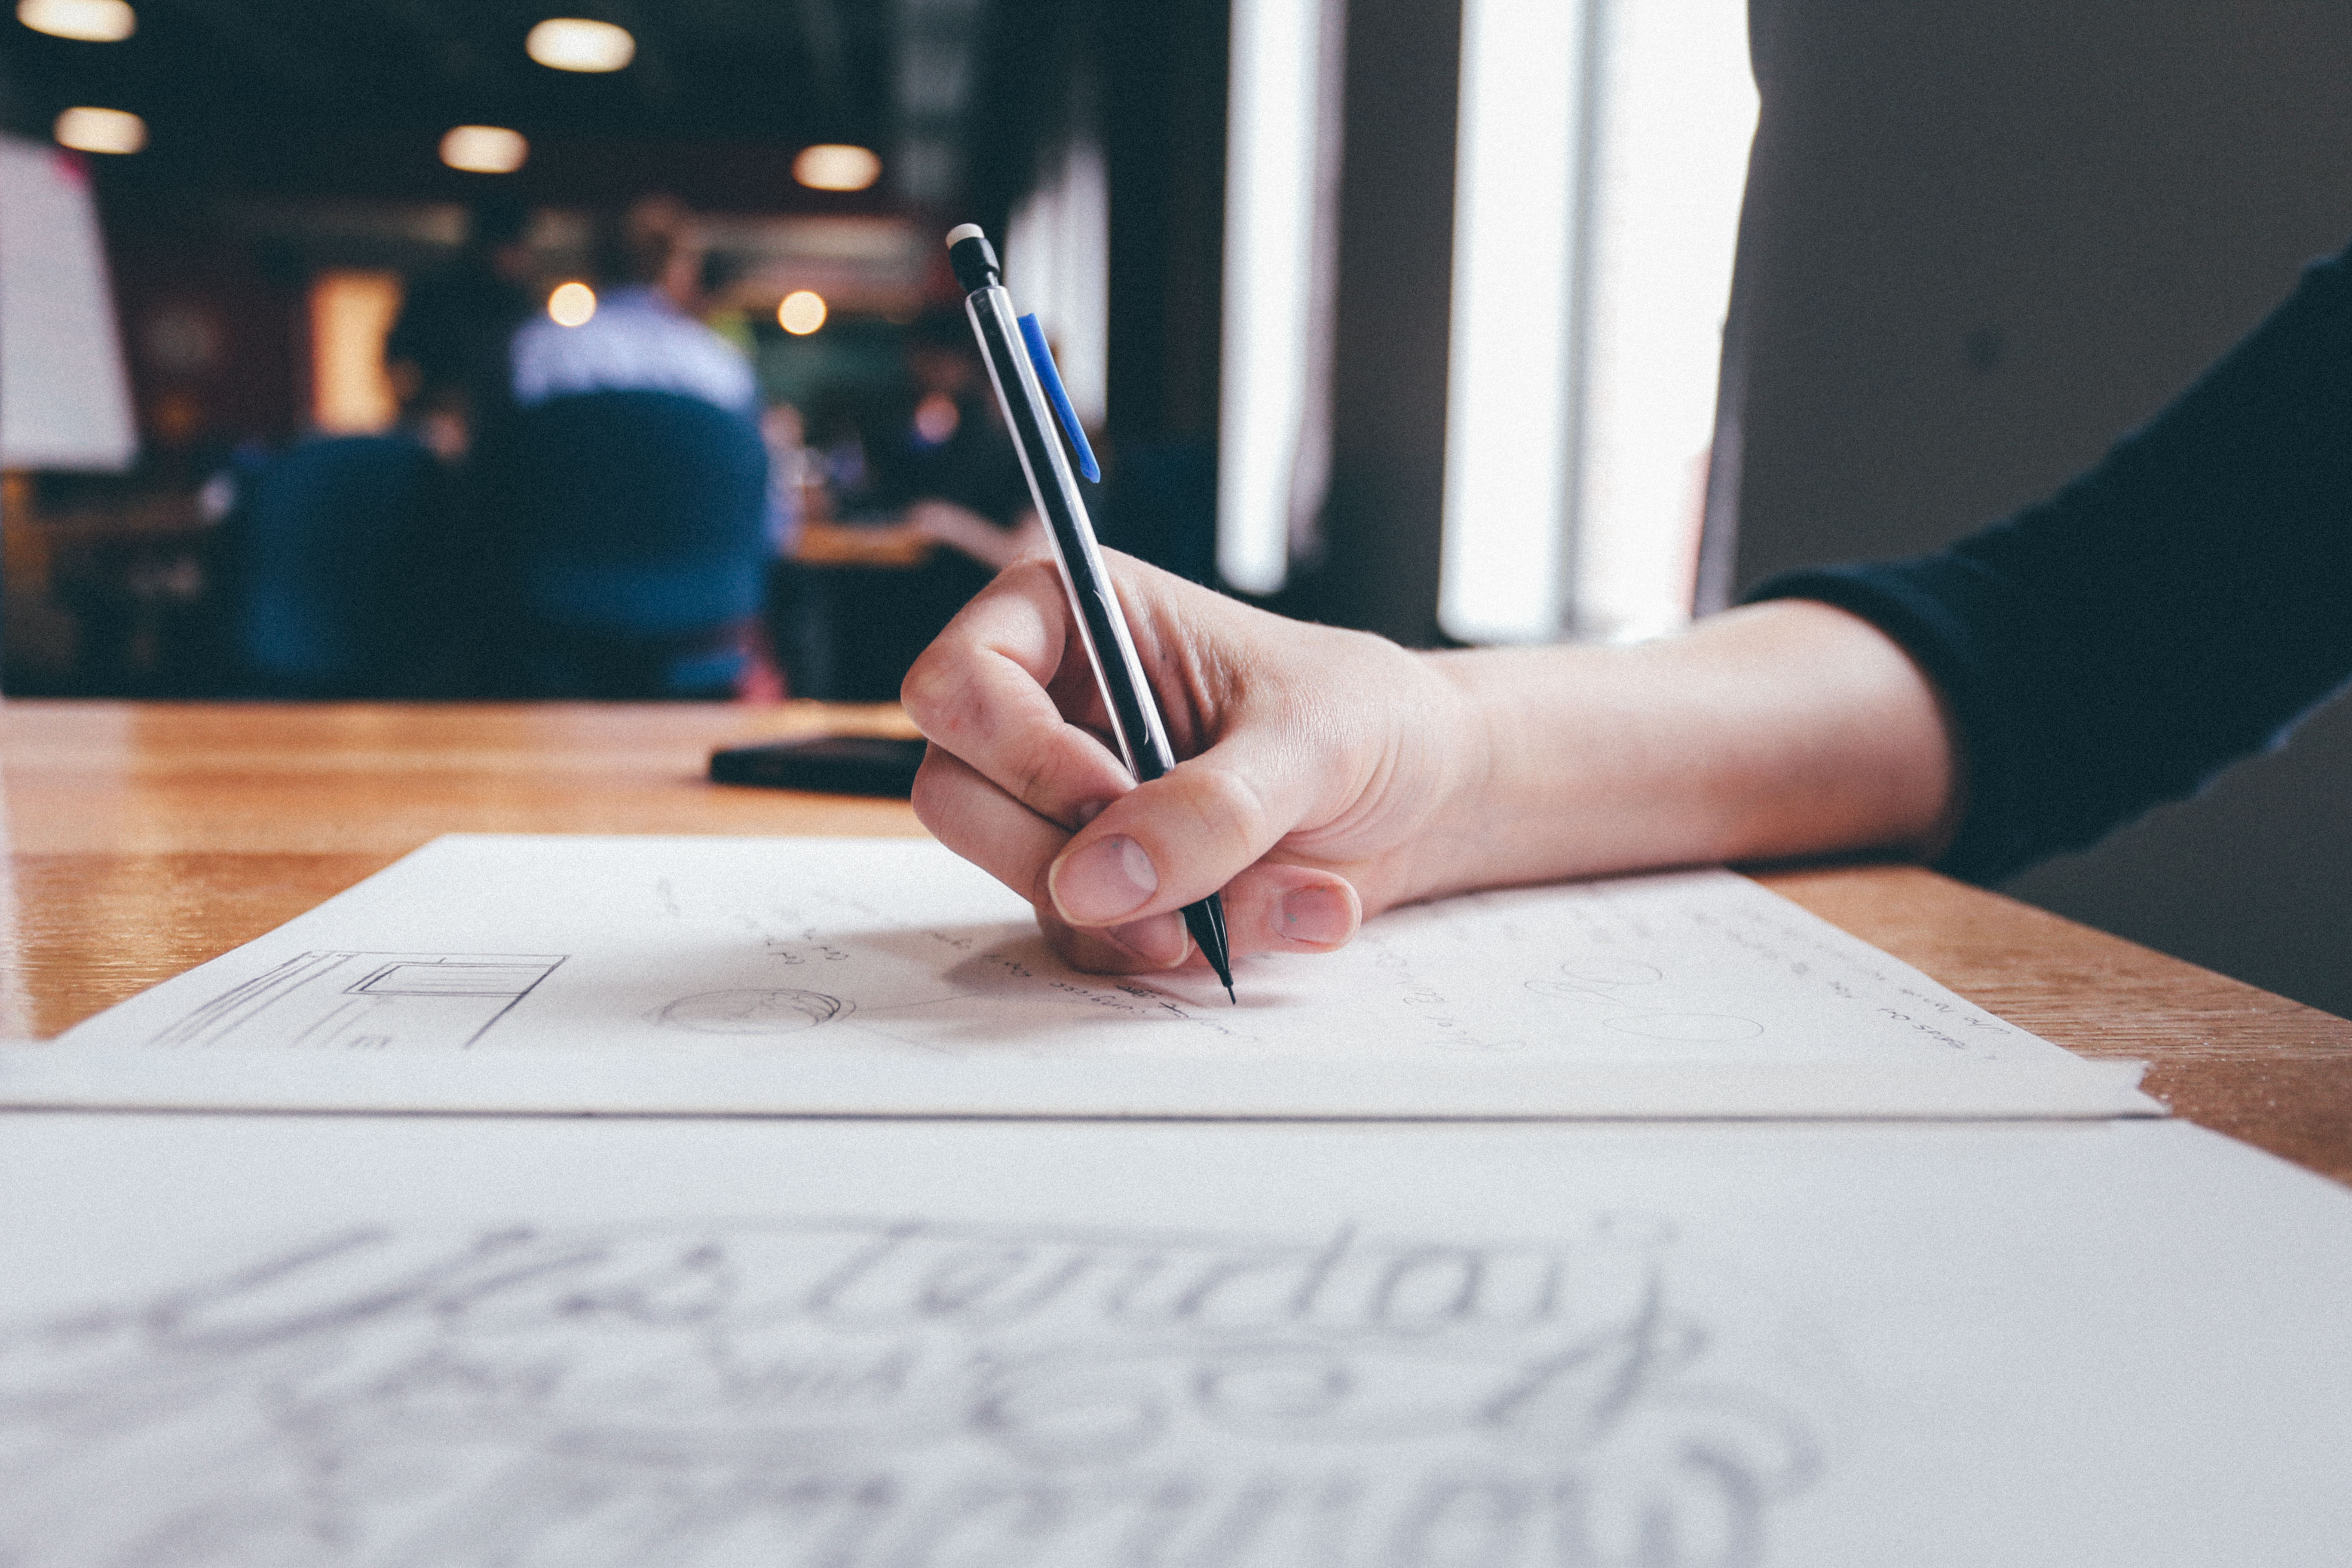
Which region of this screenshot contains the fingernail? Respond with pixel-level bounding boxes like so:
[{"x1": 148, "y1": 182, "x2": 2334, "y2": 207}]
[
  {"x1": 1050, "y1": 835, "x2": 1158, "y2": 923},
  {"x1": 1073, "y1": 799, "x2": 1108, "y2": 827},
  {"x1": 1107, "y1": 913, "x2": 1190, "y2": 967},
  {"x1": 1277, "y1": 884, "x2": 1354, "y2": 946}
]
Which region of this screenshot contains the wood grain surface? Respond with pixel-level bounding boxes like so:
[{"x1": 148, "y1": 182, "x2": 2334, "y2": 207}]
[{"x1": 6, "y1": 700, "x2": 2347, "y2": 1182}]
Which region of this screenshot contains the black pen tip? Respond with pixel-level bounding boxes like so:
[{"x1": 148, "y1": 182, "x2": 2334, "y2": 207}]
[{"x1": 1181, "y1": 895, "x2": 1236, "y2": 1004}]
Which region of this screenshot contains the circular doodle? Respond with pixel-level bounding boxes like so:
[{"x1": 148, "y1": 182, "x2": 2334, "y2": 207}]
[
  {"x1": 974, "y1": 1364, "x2": 1169, "y2": 1467},
  {"x1": 1555, "y1": 959, "x2": 1665, "y2": 987},
  {"x1": 653, "y1": 989, "x2": 849, "y2": 1034},
  {"x1": 1602, "y1": 1013, "x2": 1764, "y2": 1042}
]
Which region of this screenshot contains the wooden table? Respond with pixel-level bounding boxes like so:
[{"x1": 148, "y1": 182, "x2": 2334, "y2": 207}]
[{"x1": 6, "y1": 700, "x2": 2349, "y2": 1183}]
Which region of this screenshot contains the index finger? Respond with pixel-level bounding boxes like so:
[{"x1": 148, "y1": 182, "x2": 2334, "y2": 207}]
[{"x1": 900, "y1": 560, "x2": 1134, "y2": 831}]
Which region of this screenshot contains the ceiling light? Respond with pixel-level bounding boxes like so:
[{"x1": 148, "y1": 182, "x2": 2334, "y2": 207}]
[
  {"x1": 52, "y1": 105, "x2": 145, "y2": 155},
  {"x1": 16, "y1": 0, "x2": 135, "y2": 43},
  {"x1": 778, "y1": 291, "x2": 827, "y2": 335},
  {"x1": 440, "y1": 125, "x2": 529, "y2": 175},
  {"x1": 548, "y1": 282, "x2": 597, "y2": 327},
  {"x1": 792, "y1": 144, "x2": 881, "y2": 193},
  {"x1": 526, "y1": 17, "x2": 634, "y2": 73}
]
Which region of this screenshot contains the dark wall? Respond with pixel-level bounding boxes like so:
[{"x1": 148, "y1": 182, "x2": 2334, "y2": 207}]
[
  {"x1": 1103, "y1": 0, "x2": 1229, "y2": 445},
  {"x1": 1727, "y1": 0, "x2": 2352, "y2": 1015},
  {"x1": 1100, "y1": 0, "x2": 1469, "y2": 640},
  {"x1": 1311, "y1": 0, "x2": 1461, "y2": 649},
  {"x1": 103, "y1": 195, "x2": 307, "y2": 468}
]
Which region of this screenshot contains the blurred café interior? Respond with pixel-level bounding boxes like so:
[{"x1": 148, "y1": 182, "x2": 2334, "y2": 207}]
[{"x1": 0, "y1": 0, "x2": 1280, "y2": 703}]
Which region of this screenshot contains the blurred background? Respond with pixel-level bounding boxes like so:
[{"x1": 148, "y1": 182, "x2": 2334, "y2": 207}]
[
  {"x1": 0, "y1": 0, "x2": 1243, "y2": 705},
  {"x1": 4, "y1": 0, "x2": 2352, "y2": 1014}
]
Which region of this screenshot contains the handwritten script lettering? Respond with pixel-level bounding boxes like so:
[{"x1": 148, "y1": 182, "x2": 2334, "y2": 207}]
[{"x1": 0, "y1": 1216, "x2": 1823, "y2": 1565}]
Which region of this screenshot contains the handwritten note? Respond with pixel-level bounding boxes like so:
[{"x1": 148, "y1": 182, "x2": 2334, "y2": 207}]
[
  {"x1": 1, "y1": 836, "x2": 2153, "y2": 1117},
  {"x1": 1, "y1": 1112, "x2": 2344, "y2": 1565}
]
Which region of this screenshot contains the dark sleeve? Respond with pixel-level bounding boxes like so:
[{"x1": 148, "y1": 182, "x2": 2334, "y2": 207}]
[{"x1": 1745, "y1": 240, "x2": 2352, "y2": 884}]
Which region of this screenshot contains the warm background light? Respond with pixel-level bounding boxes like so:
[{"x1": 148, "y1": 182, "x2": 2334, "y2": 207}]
[
  {"x1": 309, "y1": 270, "x2": 403, "y2": 434},
  {"x1": 439, "y1": 125, "x2": 528, "y2": 174},
  {"x1": 16, "y1": 0, "x2": 135, "y2": 42},
  {"x1": 777, "y1": 290, "x2": 827, "y2": 335},
  {"x1": 547, "y1": 281, "x2": 597, "y2": 327},
  {"x1": 791, "y1": 144, "x2": 881, "y2": 192},
  {"x1": 52, "y1": 106, "x2": 145, "y2": 155},
  {"x1": 525, "y1": 17, "x2": 634, "y2": 73}
]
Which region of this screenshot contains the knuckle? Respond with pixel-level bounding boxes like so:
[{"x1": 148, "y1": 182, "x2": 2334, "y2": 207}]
[
  {"x1": 906, "y1": 749, "x2": 952, "y2": 829},
  {"x1": 1010, "y1": 557, "x2": 1063, "y2": 594},
  {"x1": 1006, "y1": 740, "x2": 1066, "y2": 814},
  {"x1": 898, "y1": 643, "x2": 959, "y2": 724},
  {"x1": 1177, "y1": 764, "x2": 1275, "y2": 855}
]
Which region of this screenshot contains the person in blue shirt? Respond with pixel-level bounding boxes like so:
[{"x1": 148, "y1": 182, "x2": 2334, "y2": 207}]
[
  {"x1": 897, "y1": 239, "x2": 2352, "y2": 975},
  {"x1": 508, "y1": 195, "x2": 758, "y2": 419}
]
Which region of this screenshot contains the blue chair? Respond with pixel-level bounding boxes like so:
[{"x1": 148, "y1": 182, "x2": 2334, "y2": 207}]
[
  {"x1": 491, "y1": 390, "x2": 771, "y2": 698},
  {"x1": 230, "y1": 433, "x2": 445, "y2": 696}
]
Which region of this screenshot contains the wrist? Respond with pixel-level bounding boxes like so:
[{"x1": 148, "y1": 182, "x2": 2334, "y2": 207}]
[
  {"x1": 1415, "y1": 633, "x2": 1801, "y2": 894},
  {"x1": 1407, "y1": 644, "x2": 1635, "y2": 899}
]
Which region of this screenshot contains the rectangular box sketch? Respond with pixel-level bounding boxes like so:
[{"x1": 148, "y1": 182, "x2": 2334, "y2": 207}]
[{"x1": 149, "y1": 951, "x2": 567, "y2": 1052}]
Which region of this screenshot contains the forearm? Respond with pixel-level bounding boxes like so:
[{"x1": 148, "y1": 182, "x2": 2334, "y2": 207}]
[
  {"x1": 1750, "y1": 245, "x2": 2352, "y2": 882},
  {"x1": 1414, "y1": 600, "x2": 1958, "y2": 899}
]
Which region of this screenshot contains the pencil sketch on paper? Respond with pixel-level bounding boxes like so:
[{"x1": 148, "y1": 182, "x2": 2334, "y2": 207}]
[
  {"x1": 0, "y1": 1214, "x2": 1827, "y2": 1567},
  {"x1": 147, "y1": 951, "x2": 567, "y2": 1051},
  {"x1": 38, "y1": 840, "x2": 2141, "y2": 1117},
  {"x1": 654, "y1": 988, "x2": 854, "y2": 1034},
  {"x1": 1525, "y1": 961, "x2": 1768, "y2": 1044}
]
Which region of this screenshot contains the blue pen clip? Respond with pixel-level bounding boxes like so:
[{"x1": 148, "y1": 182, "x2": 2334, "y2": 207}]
[{"x1": 1017, "y1": 313, "x2": 1100, "y2": 483}]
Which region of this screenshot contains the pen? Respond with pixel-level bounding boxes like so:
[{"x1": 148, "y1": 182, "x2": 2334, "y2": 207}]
[{"x1": 945, "y1": 223, "x2": 1237, "y2": 1002}]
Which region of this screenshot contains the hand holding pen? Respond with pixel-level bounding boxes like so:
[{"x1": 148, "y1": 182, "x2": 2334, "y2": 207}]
[
  {"x1": 912, "y1": 223, "x2": 1499, "y2": 990},
  {"x1": 904, "y1": 546, "x2": 1439, "y2": 981},
  {"x1": 940, "y1": 224, "x2": 1239, "y2": 997}
]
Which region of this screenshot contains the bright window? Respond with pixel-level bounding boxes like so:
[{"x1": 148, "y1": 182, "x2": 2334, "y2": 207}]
[{"x1": 1440, "y1": 0, "x2": 1758, "y2": 644}]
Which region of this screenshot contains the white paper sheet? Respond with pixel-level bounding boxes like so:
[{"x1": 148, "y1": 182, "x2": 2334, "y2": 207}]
[
  {"x1": 0, "y1": 1111, "x2": 2342, "y2": 1566},
  {"x1": 1, "y1": 835, "x2": 2155, "y2": 1117}
]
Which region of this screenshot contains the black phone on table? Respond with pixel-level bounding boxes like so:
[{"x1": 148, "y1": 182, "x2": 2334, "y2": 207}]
[{"x1": 708, "y1": 735, "x2": 928, "y2": 797}]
